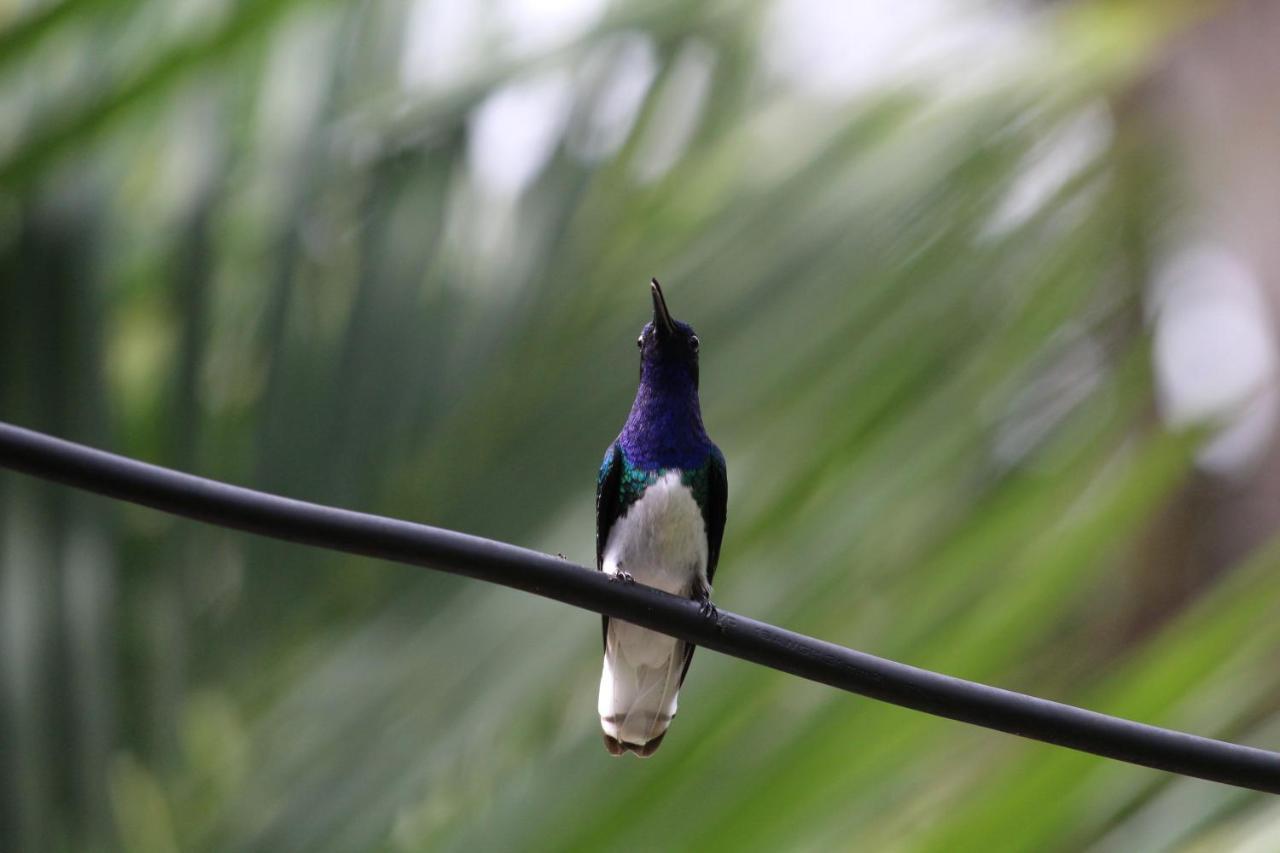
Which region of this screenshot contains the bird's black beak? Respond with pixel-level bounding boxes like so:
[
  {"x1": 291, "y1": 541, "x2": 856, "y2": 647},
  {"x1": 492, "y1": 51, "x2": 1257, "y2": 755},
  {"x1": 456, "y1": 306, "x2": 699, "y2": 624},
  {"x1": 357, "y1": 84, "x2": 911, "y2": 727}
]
[{"x1": 651, "y1": 278, "x2": 676, "y2": 337}]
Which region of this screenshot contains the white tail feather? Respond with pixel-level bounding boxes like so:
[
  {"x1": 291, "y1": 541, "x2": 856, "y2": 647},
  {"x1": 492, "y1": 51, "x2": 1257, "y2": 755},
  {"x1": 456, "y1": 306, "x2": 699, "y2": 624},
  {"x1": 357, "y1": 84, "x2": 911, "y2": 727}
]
[{"x1": 599, "y1": 618, "x2": 686, "y2": 748}]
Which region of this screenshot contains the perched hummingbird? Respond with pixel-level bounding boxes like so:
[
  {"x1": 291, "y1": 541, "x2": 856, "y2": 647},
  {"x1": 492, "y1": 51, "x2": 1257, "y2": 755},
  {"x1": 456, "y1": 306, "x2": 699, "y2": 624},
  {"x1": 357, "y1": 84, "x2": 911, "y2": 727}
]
[{"x1": 596, "y1": 279, "x2": 727, "y2": 757}]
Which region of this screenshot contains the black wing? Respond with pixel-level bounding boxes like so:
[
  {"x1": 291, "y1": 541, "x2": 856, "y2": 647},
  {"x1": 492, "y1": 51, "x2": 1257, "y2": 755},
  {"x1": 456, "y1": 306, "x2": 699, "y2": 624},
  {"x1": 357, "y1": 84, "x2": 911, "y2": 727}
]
[
  {"x1": 597, "y1": 443, "x2": 625, "y2": 650},
  {"x1": 703, "y1": 446, "x2": 728, "y2": 586},
  {"x1": 679, "y1": 446, "x2": 728, "y2": 686}
]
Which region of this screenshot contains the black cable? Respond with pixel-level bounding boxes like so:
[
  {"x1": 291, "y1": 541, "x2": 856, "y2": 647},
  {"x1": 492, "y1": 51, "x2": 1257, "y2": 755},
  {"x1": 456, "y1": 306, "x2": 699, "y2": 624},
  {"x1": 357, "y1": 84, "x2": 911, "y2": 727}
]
[{"x1": 1, "y1": 420, "x2": 1277, "y2": 792}]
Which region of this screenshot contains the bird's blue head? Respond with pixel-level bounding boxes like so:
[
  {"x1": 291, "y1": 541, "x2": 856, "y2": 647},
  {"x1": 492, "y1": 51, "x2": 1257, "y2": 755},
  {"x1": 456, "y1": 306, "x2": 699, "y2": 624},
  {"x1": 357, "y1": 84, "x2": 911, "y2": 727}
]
[
  {"x1": 619, "y1": 279, "x2": 711, "y2": 471},
  {"x1": 637, "y1": 278, "x2": 700, "y2": 391}
]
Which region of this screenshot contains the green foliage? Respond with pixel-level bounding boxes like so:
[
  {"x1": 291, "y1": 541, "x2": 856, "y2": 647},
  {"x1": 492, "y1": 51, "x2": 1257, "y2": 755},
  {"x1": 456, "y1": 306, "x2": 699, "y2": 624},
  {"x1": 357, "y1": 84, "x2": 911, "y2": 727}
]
[{"x1": 1, "y1": 1, "x2": 1274, "y2": 851}]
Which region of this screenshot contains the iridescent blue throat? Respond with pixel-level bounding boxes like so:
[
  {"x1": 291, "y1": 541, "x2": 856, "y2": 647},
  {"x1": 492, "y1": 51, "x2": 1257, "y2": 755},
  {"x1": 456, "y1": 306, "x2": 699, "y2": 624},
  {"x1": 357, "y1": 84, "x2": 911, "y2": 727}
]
[{"x1": 617, "y1": 359, "x2": 712, "y2": 471}]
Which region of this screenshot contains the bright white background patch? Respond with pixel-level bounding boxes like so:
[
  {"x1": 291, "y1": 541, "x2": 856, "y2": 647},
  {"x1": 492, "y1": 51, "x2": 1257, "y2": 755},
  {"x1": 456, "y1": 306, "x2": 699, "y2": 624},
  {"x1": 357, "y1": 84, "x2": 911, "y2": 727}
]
[{"x1": 1151, "y1": 244, "x2": 1280, "y2": 476}]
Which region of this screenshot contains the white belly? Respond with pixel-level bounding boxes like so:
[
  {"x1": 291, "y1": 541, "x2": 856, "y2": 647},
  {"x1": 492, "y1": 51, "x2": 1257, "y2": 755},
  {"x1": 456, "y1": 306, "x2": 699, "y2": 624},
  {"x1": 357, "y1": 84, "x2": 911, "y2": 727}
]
[
  {"x1": 598, "y1": 471, "x2": 709, "y2": 749},
  {"x1": 601, "y1": 470, "x2": 709, "y2": 596}
]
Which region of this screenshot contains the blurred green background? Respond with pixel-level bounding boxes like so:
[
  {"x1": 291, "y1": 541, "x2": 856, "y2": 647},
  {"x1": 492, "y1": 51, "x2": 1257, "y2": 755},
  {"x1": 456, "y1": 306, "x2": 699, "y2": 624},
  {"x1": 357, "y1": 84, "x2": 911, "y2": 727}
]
[{"x1": 6, "y1": 0, "x2": 1280, "y2": 850}]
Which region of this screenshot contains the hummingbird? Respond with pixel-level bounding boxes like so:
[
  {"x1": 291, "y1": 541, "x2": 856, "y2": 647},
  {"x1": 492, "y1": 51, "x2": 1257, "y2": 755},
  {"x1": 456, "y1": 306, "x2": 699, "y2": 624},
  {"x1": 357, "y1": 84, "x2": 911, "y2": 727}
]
[{"x1": 596, "y1": 278, "x2": 727, "y2": 757}]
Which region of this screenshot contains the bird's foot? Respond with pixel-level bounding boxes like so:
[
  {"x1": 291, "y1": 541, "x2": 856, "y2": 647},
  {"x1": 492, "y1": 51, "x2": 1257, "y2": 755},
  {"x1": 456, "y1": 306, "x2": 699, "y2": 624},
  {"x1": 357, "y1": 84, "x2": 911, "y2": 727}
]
[
  {"x1": 694, "y1": 585, "x2": 718, "y2": 622},
  {"x1": 610, "y1": 571, "x2": 635, "y2": 584}
]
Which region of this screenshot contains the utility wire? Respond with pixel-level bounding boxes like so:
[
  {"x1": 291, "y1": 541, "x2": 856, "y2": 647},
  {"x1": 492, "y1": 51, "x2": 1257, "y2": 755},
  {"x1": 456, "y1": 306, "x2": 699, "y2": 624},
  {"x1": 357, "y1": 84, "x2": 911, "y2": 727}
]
[{"x1": 1, "y1": 420, "x2": 1278, "y2": 792}]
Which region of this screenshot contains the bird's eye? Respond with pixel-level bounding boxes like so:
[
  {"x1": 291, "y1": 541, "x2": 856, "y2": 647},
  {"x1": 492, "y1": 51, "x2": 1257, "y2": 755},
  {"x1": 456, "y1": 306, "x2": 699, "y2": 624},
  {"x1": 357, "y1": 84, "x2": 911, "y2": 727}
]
[
  {"x1": 689, "y1": 335, "x2": 700, "y2": 353},
  {"x1": 637, "y1": 335, "x2": 644, "y2": 348}
]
